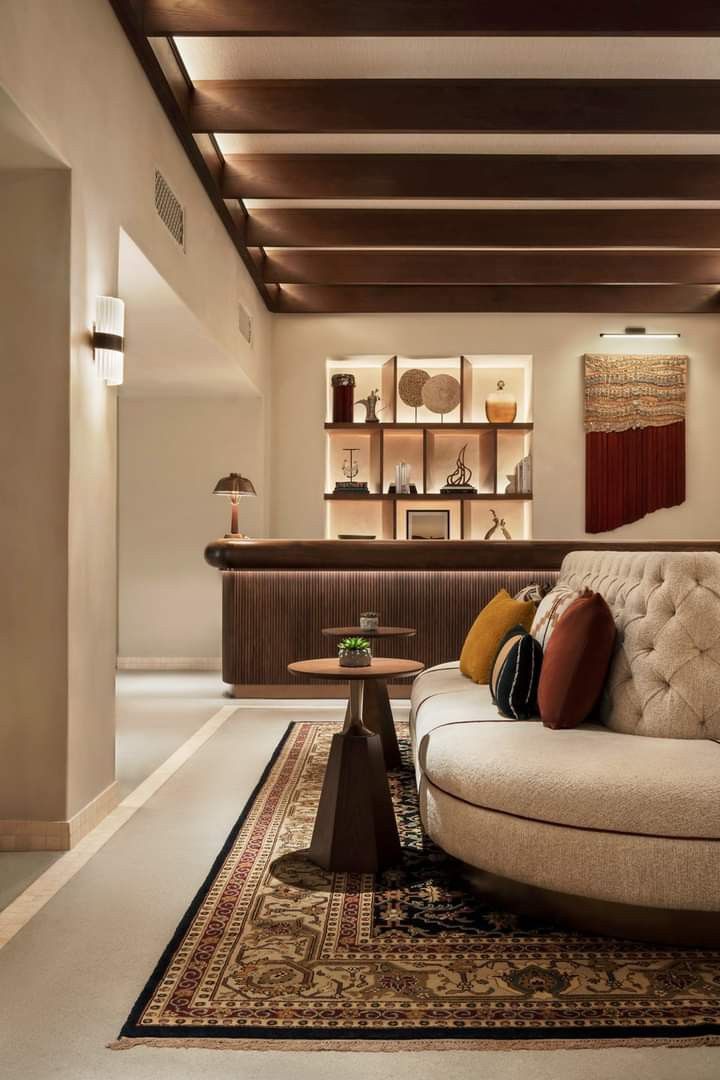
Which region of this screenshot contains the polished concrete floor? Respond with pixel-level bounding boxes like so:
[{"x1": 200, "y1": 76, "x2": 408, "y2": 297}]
[
  {"x1": 0, "y1": 674, "x2": 718, "y2": 1079},
  {"x1": 0, "y1": 673, "x2": 228, "y2": 913}
]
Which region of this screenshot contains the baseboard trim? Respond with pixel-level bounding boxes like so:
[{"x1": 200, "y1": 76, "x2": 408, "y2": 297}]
[
  {"x1": 117, "y1": 657, "x2": 222, "y2": 671},
  {"x1": 0, "y1": 781, "x2": 121, "y2": 852},
  {"x1": 230, "y1": 683, "x2": 412, "y2": 700}
]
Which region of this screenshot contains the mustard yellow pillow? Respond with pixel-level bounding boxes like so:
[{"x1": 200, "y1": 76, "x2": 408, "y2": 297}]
[{"x1": 459, "y1": 589, "x2": 535, "y2": 684}]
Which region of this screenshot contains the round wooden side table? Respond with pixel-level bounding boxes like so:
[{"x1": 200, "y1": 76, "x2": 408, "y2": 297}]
[
  {"x1": 321, "y1": 626, "x2": 416, "y2": 769},
  {"x1": 288, "y1": 657, "x2": 424, "y2": 874}
]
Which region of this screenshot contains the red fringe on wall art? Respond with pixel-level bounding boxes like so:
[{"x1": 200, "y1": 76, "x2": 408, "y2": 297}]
[{"x1": 583, "y1": 354, "x2": 688, "y2": 534}]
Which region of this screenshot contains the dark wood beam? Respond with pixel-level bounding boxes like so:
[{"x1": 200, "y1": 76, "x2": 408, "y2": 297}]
[
  {"x1": 224, "y1": 155, "x2": 720, "y2": 200},
  {"x1": 263, "y1": 250, "x2": 720, "y2": 286},
  {"x1": 275, "y1": 284, "x2": 720, "y2": 314},
  {"x1": 247, "y1": 208, "x2": 720, "y2": 249},
  {"x1": 192, "y1": 79, "x2": 720, "y2": 134},
  {"x1": 143, "y1": 0, "x2": 720, "y2": 37},
  {"x1": 108, "y1": 0, "x2": 273, "y2": 309}
]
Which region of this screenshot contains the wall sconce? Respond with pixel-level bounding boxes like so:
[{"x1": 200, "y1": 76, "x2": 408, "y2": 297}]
[
  {"x1": 600, "y1": 326, "x2": 680, "y2": 340},
  {"x1": 94, "y1": 296, "x2": 125, "y2": 385},
  {"x1": 213, "y1": 472, "x2": 257, "y2": 537}
]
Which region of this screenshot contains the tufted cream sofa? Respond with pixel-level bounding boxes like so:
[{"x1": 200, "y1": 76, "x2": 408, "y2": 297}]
[{"x1": 410, "y1": 551, "x2": 720, "y2": 919}]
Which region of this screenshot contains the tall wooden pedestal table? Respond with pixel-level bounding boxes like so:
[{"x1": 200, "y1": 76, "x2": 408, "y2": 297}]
[
  {"x1": 288, "y1": 658, "x2": 424, "y2": 874},
  {"x1": 321, "y1": 627, "x2": 416, "y2": 769}
]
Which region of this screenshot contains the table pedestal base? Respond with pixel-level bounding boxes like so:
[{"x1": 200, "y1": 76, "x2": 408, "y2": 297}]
[
  {"x1": 360, "y1": 678, "x2": 402, "y2": 769},
  {"x1": 308, "y1": 682, "x2": 401, "y2": 873}
]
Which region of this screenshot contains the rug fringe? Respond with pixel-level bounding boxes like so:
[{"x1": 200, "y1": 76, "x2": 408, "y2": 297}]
[{"x1": 108, "y1": 1035, "x2": 720, "y2": 1053}]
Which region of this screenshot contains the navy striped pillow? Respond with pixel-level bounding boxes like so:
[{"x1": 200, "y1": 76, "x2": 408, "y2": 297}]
[{"x1": 490, "y1": 627, "x2": 543, "y2": 720}]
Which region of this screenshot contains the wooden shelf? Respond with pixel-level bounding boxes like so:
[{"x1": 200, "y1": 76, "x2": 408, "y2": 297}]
[
  {"x1": 325, "y1": 355, "x2": 533, "y2": 539},
  {"x1": 325, "y1": 421, "x2": 533, "y2": 431},
  {"x1": 325, "y1": 492, "x2": 532, "y2": 501}
]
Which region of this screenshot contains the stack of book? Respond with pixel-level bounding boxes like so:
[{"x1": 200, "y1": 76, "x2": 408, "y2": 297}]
[{"x1": 507, "y1": 455, "x2": 532, "y2": 494}]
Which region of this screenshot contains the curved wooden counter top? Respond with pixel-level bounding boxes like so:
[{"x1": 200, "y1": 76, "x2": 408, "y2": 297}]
[{"x1": 205, "y1": 538, "x2": 720, "y2": 573}]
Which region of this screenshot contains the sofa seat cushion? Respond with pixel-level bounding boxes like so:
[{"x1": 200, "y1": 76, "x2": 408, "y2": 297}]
[
  {"x1": 411, "y1": 662, "x2": 501, "y2": 749},
  {"x1": 417, "y1": 720, "x2": 720, "y2": 840}
]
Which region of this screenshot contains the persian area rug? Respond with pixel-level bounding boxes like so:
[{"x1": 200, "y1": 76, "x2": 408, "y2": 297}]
[{"x1": 113, "y1": 721, "x2": 720, "y2": 1052}]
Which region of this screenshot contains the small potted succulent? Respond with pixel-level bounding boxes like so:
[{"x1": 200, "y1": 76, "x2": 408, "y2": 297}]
[
  {"x1": 338, "y1": 635, "x2": 372, "y2": 668},
  {"x1": 359, "y1": 611, "x2": 380, "y2": 631}
]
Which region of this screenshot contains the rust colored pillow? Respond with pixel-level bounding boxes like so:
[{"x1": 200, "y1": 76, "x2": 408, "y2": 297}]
[{"x1": 538, "y1": 591, "x2": 616, "y2": 730}]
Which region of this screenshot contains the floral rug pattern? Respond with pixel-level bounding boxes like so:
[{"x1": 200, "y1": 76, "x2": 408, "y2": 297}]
[{"x1": 117, "y1": 721, "x2": 720, "y2": 1049}]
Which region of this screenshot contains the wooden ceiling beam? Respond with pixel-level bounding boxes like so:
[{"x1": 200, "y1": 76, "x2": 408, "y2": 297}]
[
  {"x1": 108, "y1": 0, "x2": 273, "y2": 308},
  {"x1": 275, "y1": 284, "x2": 720, "y2": 314},
  {"x1": 224, "y1": 155, "x2": 720, "y2": 200},
  {"x1": 263, "y1": 250, "x2": 720, "y2": 286},
  {"x1": 247, "y1": 208, "x2": 720, "y2": 249},
  {"x1": 143, "y1": 0, "x2": 720, "y2": 37},
  {"x1": 191, "y1": 79, "x2": 720, "y2": 134}
]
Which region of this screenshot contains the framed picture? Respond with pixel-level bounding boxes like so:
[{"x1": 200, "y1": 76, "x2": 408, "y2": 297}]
[{"x1": 406, "y1": 509, "x2": 450, "y2": 540}]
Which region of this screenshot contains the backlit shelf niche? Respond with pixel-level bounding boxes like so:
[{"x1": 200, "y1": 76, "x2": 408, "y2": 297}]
[{"x1": 325, "y1": 355, "x2": 533, "y2": 540}]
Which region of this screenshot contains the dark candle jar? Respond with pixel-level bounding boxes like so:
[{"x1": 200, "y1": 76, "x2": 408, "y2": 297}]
[{"x1": 331, "y1": 373, "x2": 356, "y2": 422}]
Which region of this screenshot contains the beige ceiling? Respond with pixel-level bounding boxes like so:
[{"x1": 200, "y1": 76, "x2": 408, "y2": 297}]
[
  {"x1": 174, "y1": 36, "x2": 720, "y2": 81},
  {"x1": 179, "y1": 37, "x2": 720, "y2": 207}
]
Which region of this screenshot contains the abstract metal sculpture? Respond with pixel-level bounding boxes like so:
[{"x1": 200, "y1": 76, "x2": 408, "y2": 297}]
[
  {"x1": 440, "y1": 444, "x2": 477, "y2": 494},
  {"x1": 484, "y1": 508, "x2": 512, "y2": 541}
]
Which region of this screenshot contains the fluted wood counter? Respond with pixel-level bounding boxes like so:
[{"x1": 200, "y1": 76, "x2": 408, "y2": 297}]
[{"x1": 206, "y1": 539, "x2": 720, "y2": 696}]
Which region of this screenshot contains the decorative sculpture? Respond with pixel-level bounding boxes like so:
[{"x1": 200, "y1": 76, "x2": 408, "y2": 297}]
[
  {"x1": 440, "y1": 444, "x2": 477, "y2": 494},
  {"x1": 421, "y1": 373, "x2": 461, "y2": 421},
  {"x1": 334, "y1": 448, "x2": 369, "y2": 494},
  {"x1": 355, "y1": 388, "x2": 382, "y2": 423},
  {"x1": 398, "y1": 368, "x2": 430, "y2": 422},
  {"x1": 342, "y1": 449, "x2": 359, "y2": 482},
  {"x1": 484, "y1": 509, "x2": 512, "y2": 541}
]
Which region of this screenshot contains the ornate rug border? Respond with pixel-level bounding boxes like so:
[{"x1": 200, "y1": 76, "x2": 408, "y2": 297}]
[{"x1": 115, "y1": 721, "x2": 720, "y2": 1052}]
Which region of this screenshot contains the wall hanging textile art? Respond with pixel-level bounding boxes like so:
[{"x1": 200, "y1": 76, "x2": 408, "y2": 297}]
[{"x1": 583, "y1": 354, "x2": 688, "y2": 533}]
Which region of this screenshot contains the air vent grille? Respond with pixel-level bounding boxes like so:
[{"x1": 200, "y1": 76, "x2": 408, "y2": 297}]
[{"x1": 154, "y1": 169, "x2": 185, "y2": 248}]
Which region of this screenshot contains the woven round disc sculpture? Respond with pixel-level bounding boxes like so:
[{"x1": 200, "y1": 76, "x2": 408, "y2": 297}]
[
  {"x1": 398, "y1": 368, "x2": 430, "y2": 408},
  {"x1": 422, "y1": 373, "x2": 461, "y2": 416}
]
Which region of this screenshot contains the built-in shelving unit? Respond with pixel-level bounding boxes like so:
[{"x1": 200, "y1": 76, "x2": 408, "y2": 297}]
[{"x1": 325, "y1": 355, "x2": 533, "y2": 540}]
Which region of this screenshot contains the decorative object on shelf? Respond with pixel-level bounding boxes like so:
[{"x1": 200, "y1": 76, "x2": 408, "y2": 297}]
[
  {"x1": 359, "y1": 612, "x2": 380, "y2": 631},
  {"x1": 398, "y1": 367, "x2": 430, "y2": 422},
  {"x1": 355, "y1": 388, "x2": 382, "y2": 423},
  {"x1": 421, "y1": 373, "x2": 461, "y2": 421},
  {"x1": 484, "y1": 509, "x2": 512, "y2": 541},
  {"x1": 394, "y1": 461, "x2": 411, "y2": 494},
  {"x1": 331, "y1": 372, "x2": 356, "y2": 422},
  {"x1": 513, "y1": 455, "x2": 533, "y2": 494},
  {"x1": 441, "y1": 443, "x2": 477, "y2": 494},
  {"x1": 504, "y1": 473, "x2": 516, "y2": 494},
  {"x1": 337, "y1": 636, "x2": 372, "y2": 668},
  {"x1": 94, "y1": 295, "x2": 125, "y2": 386},
  {"x1": 338, "y1": 533, "x2": 376, "y2": 539},
  {"x1": 584, "y1": 353, "x2": 688, "y2": 533},
  {"x1": 212, "y1": 471, "x2": 257, "y2": 537},
  {"x1": 406, "y1": 509, "x2": 450, "y2": 540},
  {"x1": 334, "y1": 448, "x2": 369, "y2": 494},
  {"x1": 485, "y1": 379, "x2": 517, "y2": 424}
]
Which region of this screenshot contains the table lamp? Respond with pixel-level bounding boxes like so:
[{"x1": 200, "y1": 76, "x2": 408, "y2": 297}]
[{"x1": 213, "y1": 472, "x2": 256, "y2": 537}]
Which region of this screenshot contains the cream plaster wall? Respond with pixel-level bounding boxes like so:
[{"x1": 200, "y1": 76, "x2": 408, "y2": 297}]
[
  {"x1": 0, "y1": 170, "x2": 71, "y2": 821},
  {"x1": 0, "y1": 0, "x2": 271, "y2": 821},
  {"x1": 271, "y1": 313, "x2": 720, "y2": 540},
  {"x1": 118, "y1": 396, "x2": 266, "y2": 660}
]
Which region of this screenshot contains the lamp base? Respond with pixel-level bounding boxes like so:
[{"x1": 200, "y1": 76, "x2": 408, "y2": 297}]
[{"x1": 224, "y1": 532, "x2": 250, "y2": 540}]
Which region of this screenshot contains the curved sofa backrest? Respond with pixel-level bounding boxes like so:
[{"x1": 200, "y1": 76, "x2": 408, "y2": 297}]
[{"x1": 558, "y1": 550, "x2": 720, "y2": 740}]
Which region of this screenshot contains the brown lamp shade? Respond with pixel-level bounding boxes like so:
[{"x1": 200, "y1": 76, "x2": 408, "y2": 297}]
[{"x1": 213, "y1": 472, "x2": 256, "y2": 498}]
